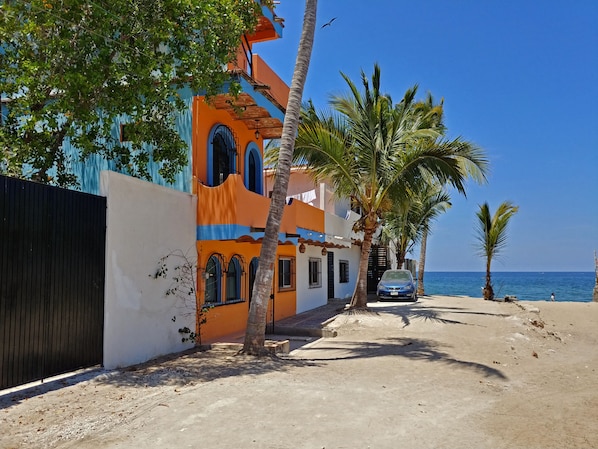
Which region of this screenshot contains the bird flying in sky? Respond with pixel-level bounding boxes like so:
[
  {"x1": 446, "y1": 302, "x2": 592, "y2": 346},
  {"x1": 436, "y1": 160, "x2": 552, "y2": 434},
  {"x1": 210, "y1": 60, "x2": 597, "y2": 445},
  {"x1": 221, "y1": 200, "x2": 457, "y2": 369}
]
[{"x1": 321, "y1": 17, "x2": 337, "y2": 28}]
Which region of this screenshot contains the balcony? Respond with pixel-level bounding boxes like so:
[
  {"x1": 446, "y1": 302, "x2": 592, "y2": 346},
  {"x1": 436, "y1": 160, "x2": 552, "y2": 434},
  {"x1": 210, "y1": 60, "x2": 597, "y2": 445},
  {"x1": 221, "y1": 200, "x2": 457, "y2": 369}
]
[
  {"x1": 196, "y1": 174, "x2": 297, "y2": 242},
  {"x1": 251, "y1": 54, "x2": 289, "y2": 112},
  {"x1": 195, "y1": 174, "x2": 361, "y2": 251},
  {"x1": 324, "y1": 211, "x2": 361, "y2": 248},
  {"x1": 213, "y1": 54, "x2": 289, "y2": 140},
  {"x1": 246, "y1": 3, "x2": 284, "y2": 44}
]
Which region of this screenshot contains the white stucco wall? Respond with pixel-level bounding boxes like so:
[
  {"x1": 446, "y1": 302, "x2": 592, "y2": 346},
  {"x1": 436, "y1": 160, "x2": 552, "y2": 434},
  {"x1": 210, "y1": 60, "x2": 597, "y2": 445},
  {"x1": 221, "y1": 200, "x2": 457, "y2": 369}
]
[
  {"x1": 329, "y1": 246, "x2": 361, "y2": 300},
  {"x1": 324, "y1": 211, "x2": 361, "y2": 301},
  {"x1": 100, "y1": 171, "x2": 198, "y2": 369},
  {"x1": 296, "y1": 244, "x2": 360, "y2": 313},
  {"x1": 296, "y1": 245, "x2": 328, "y2": 313}
]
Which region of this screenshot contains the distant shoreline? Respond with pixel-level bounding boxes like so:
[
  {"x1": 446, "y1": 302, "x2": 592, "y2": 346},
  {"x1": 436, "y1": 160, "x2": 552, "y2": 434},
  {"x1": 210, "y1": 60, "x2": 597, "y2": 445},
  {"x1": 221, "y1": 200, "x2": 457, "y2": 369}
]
[
  {"x1": 422, "y1": 294, "x2": 596, "y2": 304},
  {"x1": 425, "y1": 270, "x2": 594, "y2": 273},
  {"x1": 420, "y1": 272, "x2": 594, "y2": 302}
]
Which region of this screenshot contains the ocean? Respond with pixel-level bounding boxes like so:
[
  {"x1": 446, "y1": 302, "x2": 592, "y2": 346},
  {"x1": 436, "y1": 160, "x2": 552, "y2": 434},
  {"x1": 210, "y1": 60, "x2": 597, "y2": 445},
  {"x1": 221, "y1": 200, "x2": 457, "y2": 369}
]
[{"x1": 421, "y1": 272, "x2": 596, "y2": 303}]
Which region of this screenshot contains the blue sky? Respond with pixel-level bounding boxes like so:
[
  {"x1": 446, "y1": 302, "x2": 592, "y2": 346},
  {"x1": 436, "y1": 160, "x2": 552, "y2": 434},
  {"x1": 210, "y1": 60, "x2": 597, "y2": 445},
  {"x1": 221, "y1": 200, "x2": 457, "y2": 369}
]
[{"x1": 257, "y1": 0, "x2": 598, "y2": 272}]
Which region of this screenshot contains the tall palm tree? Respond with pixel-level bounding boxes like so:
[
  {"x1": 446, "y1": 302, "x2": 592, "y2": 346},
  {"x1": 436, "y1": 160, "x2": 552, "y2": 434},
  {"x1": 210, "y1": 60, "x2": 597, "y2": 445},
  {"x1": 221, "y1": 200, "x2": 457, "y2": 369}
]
[
  {"x1": 294, "y1": 65, "x2": 489, "y2": 308},
  {"x1": 243, "y1": 0, "x2": 318, "y2": 355},
  {"x1": 475, "y1": 201, "x2": 519, "y2": 300},
  {"x1": 389, "y1": 93, "x2": 484, "y2": 295},
  {"x1": 416, "y1": 185, "x2": 452, "y2": 296}
]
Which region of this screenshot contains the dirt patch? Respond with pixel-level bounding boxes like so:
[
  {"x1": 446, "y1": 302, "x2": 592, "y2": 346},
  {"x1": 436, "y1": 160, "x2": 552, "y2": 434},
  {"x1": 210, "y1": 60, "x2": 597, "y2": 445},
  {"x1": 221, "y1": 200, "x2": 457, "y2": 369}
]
[{"x1": 1, "y1": 296, "x2": 597, "y2": 449}]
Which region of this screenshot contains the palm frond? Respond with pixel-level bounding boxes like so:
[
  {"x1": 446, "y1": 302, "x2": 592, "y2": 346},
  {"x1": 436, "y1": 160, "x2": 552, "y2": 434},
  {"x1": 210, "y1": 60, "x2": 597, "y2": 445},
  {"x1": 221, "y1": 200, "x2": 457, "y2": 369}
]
[
  {"x1": 295, "y1": 65, "x2": 490, "y2": 234},
  {"x1": 475, "y1": 201, "x2": 519, "y2": 260}
]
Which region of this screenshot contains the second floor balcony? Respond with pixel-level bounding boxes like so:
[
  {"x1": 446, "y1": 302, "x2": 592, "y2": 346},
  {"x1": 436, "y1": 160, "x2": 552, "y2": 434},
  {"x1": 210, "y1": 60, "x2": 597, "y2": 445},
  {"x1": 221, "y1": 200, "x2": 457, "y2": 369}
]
[
  {"x1": 213, "y1": 54, "x2": 289, "y2": 141},
  {"x1": 196, "y1": 174, "x2": 297, "y2": 243},
  {"x1": 196, "y1": 173, "x2": 362, "y2": 252}
]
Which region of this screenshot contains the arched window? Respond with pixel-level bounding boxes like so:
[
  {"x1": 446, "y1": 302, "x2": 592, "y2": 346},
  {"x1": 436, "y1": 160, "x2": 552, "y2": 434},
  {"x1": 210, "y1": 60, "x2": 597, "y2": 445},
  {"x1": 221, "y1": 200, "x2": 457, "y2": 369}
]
[
  {"x1": 226, "y1": 256, "x2": 242, "y2": 302},
  {"x1": 248, "y1": 151, "x2": 257, "y2": 191},
  {"x1": 248, "y1": 257, "x2": 259, "y2": 305},
  {"x1": 209, "y1": 124, "x2": 237, "y2": 186},
  {"x1": 204, "y1": 255, "x2": 222, "y2": 304},
  {"x1": 244, "y1": 143, "x2": 263, "y2": 194}
]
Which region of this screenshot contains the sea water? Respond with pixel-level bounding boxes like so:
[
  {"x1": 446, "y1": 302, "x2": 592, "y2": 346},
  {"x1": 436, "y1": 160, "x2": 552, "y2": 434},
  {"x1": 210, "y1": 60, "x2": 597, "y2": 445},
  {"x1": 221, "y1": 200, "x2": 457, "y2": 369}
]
[{"x1": 421, "y1": 272, "x2": 595, "y2": 302}]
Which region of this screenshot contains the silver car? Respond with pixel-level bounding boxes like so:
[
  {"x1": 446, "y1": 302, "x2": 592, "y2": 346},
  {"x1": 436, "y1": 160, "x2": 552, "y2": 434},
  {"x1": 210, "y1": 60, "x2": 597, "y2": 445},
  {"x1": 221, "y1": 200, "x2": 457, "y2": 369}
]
[{"x1": 376, "y1": 269, "x2": 417, "y2": 301}]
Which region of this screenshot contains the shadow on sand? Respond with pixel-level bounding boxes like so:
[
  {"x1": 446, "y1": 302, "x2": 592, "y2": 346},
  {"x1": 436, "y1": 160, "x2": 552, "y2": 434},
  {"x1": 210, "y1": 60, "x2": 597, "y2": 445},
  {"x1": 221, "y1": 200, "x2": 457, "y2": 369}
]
[
  {"x1": 0, "y1": 348, "x2": 319, "y2": 410},
  {"x1": 366, "y1": 300, "x2": 512, "y2": 329},
  {"x1": 296, "y1": 336, "x2": 508, "y2": 380},
  {"x1": 1, "y1": 299, "x2": 512, "y2": 408}
]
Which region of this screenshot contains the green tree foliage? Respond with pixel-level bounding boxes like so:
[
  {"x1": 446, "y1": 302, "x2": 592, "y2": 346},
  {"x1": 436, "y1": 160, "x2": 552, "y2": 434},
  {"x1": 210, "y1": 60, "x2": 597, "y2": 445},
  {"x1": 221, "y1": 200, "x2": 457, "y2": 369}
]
[
  {"x1": 381, "y1": 92, "x2": 486, "y2": 290},
  {"x1": 294, "y1": 64, "x2": 489, "y2": 308},
  {"x1": 0, "y1": 0, "x2": 260, "y2": 186},
  {"x1": 475, "y1": 201, "x2": 519, "y2": 300},
  {"x1": 416, "y1": 184, "x2": 452, "y2": 296},
  {"x1": 383, "y1": 195, "x2": 423, "y2": 270},
  {"x1": 384, "y1": 183, "x2": 452, "y2": 271}
]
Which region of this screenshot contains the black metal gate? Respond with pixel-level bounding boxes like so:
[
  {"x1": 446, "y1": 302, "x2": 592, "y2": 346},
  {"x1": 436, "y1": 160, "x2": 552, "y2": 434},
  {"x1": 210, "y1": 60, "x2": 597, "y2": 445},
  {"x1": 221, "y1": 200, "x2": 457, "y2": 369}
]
[
  {"x1": 0, "y1": 175, "x2": 106, "y2": 389},
  {"x1": 367, "y1": 245, "x2": 389, "y2": 293}
]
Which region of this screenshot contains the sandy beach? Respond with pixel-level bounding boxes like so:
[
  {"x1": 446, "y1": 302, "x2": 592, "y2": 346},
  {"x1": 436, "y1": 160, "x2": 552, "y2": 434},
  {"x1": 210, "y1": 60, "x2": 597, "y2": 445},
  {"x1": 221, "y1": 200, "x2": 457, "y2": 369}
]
[{"x1": 1, "y1": 295, "x2": 597, "y2": 449}]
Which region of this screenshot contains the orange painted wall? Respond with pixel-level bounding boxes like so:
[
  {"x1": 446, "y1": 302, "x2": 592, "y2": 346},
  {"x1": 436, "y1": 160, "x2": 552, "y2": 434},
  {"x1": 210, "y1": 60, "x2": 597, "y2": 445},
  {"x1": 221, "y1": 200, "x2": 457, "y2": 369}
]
[
  {"x1": 195, "y1": 174, "x2": 296, "y2": 233},
  {"x1": 192, "y1": 93, "x2": 299, "y2": 343},
  {"x1": 271, "y1": 244, "x2": 297, "y2": 321},
  {"x1": 192, "y1": 97, "x2": 260, "y2": 190},
  {"x1": 198, "y1": 239, "x2": 257, "y2": 342},
  {"x1": 252, "y1": 54, "x2": 289, "y2": 109},
  {"x1": 197, "y1": 240, "x2": 297, "y2": 343},
  {"x1": 291, "y1": 199, "x2": 325, "y2": 233},
  {"x1": 236, "y1": 177, "x2": 295, "y2": 233}
]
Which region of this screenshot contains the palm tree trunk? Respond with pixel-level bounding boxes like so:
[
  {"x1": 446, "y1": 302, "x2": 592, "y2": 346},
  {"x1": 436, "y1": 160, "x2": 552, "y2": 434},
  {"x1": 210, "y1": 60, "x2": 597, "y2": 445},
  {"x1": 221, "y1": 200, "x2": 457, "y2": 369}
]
[
  {"x1": 392, "y1": 240, "x2": 401, "y2": 269},
  {"x1": 484, "y1": 259, "x2": 493, "y2": 300},
  {"x1": 243, "y1": 0, "x2": 318, "y2": 354},
  {"x1": 417, "y1": 227, "x2": 428, "y2": 296},
  {"x1": 594, "y1": 251, "x2": 598, "y2": 302},
  {"x1": 349, "y1": 223, "x2": 376, "y2": 309},
  {"x1": 397, "y1": 247, "x2": 406, "y2": 270}
]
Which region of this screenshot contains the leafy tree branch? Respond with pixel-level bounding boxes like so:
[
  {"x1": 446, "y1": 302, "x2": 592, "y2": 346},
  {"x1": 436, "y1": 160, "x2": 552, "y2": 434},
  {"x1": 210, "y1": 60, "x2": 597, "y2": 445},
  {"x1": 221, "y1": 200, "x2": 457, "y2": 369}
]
[{"x1": 1, "y1": 0, "x2": 261, "y2": 186}]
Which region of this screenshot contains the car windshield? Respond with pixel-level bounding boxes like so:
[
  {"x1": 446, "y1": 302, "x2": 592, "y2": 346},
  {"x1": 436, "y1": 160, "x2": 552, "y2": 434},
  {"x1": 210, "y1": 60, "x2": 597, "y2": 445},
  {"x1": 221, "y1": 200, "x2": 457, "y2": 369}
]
[{"x1": 381, "y1": 270, "x2": 411, "y2": 282}]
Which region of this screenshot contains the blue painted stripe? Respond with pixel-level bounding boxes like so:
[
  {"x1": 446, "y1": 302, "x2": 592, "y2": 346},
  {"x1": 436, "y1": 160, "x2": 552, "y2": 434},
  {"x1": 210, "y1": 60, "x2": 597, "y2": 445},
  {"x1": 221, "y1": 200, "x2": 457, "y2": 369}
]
[
  {"x1": 197, "y1": 224, "x2": 297, "y2": 245},
  {"x1": 296, "y1": 227, "x2": 326, "y2": 243},
  {"x1": 197, "y1": 224, "x2": 248, "y2": 240},
  {"x1": 195, "y1": 77, "x2": 284, "y2": 121},
  {"x1": 259, "y1": 4, "x2": 284, "y2": 38},
  {"x1": 238, "y1": 77, "x2": 285, "y2": 121}
]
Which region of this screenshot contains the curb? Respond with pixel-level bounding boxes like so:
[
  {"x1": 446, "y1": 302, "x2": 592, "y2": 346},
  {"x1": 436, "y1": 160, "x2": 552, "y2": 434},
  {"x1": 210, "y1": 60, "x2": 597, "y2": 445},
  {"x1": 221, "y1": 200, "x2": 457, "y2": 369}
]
[{"x1": 271, "y1": 325, "x2": 338, "y2": 338}]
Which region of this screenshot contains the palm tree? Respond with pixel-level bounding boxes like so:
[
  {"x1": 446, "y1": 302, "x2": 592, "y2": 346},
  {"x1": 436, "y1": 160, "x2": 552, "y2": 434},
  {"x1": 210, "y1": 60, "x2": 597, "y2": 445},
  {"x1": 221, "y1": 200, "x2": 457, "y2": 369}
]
[
  {"x1": 243, "y1": 0, "x2": 318, "y2": 355},
  {"x1": 475, "y1": 201, "x2": 519, "y2": 300},
  {"x1": 382, "y1": 182, "x2": 452, "y2": 293},
  {"x1": 593, "y1": 250, "x2": 598, "y2": 302},
  {"x1": 383, "y1": 195, "x2": 425, "y2": 270},
  {"x1": 294, "y1": 65, "x2": 489, "y2": 308},
  {"x1": 415, "y1": 185, "x2": 452, "y2": 296},
  {"x1": 384, "y1": 93, "x2": 484, "y2": 295}
]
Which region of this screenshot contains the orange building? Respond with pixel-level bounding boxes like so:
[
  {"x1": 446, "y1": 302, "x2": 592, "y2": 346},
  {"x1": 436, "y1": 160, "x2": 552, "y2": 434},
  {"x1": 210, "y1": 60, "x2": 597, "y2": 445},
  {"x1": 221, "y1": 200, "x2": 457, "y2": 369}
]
[
  {"x1": 58, "y1": 3, "x2": 361, "y2": 344},
  {"x1": 191, "y1": 5, "x2": 363, "y2": 343},
  {"x1": 190, "y1": 5, "x2": 327, "y2": 342}
]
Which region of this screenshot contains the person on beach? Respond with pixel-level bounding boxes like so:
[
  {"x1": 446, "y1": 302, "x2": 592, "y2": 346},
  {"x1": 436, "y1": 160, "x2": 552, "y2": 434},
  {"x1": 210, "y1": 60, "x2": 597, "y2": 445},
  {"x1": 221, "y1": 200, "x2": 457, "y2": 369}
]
[{"x1": 550, "y1": 292, "x2": 555, "y2": 301}]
